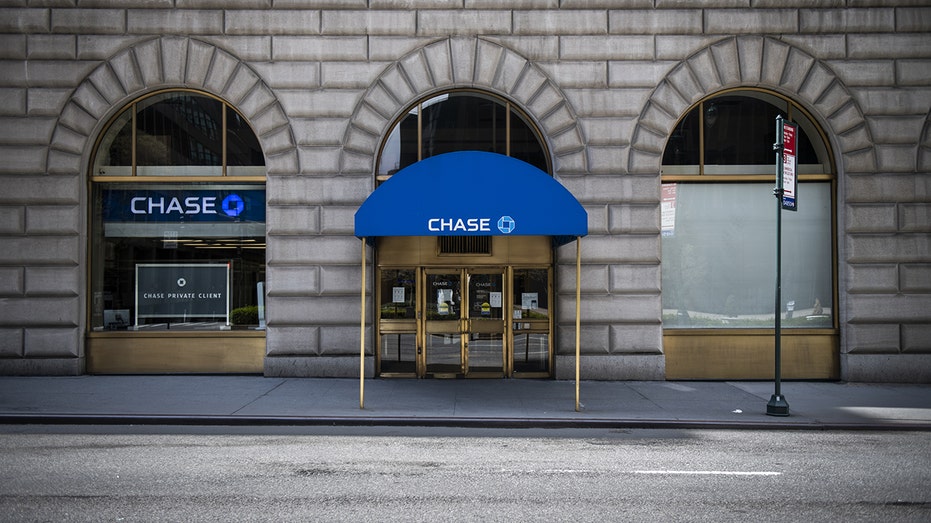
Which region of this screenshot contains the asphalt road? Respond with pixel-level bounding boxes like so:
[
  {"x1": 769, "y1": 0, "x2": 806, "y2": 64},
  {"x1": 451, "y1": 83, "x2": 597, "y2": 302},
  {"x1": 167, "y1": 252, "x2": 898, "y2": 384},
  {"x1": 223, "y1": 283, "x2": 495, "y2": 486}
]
[{"x1": 1, "y1": 426, "x2": 929, "y2": 521}]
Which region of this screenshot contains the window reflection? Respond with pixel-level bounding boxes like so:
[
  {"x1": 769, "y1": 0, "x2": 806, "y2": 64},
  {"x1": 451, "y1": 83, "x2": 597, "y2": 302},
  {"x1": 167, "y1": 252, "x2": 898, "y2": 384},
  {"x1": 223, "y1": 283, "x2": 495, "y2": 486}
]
[{"x1": 377, "y1": 91, "x2": 548, "y2": 178}]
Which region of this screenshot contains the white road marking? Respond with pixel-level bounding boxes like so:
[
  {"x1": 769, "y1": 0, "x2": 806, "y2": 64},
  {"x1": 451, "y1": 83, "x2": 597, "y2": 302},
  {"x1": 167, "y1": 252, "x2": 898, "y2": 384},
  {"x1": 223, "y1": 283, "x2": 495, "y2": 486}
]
[{"x1": 634, "y1": 470, "x2": 781, "y2": 476}]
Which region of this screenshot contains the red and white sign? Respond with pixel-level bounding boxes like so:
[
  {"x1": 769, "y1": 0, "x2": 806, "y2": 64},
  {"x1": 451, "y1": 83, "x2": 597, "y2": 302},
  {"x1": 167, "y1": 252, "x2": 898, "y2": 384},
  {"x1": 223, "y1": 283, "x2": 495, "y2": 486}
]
[{"x1": 781, "y1": 121, "x2": 798, "y2": 211}]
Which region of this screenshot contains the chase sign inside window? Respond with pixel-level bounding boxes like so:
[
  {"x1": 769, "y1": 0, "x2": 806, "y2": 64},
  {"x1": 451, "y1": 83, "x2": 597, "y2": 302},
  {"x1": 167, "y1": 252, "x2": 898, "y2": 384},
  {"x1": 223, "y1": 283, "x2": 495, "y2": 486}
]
[{"x1": 103, "y1": 189, "x2": 265, "y2": 223}]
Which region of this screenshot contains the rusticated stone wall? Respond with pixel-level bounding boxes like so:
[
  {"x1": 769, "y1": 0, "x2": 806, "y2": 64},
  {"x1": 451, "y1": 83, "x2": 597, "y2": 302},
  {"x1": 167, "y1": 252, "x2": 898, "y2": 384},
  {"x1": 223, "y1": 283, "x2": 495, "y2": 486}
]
[{"x1": 0, "y1": 1, "x2": 928, "y2": 381}]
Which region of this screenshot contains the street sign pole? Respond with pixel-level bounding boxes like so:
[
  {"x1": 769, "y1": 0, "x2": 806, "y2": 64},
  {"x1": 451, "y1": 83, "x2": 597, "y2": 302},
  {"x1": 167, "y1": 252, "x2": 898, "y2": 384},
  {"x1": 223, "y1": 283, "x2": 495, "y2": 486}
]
[{"x1": 767, "y1": 115, "x2": 792, "y2": 417}]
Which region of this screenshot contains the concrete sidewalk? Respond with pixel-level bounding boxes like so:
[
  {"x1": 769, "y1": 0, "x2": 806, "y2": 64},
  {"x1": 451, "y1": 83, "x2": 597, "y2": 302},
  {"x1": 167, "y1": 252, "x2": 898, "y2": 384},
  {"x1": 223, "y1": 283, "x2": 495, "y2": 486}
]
[{"x1": 1, "y1": 376, "x2": 930, "y2": 430}]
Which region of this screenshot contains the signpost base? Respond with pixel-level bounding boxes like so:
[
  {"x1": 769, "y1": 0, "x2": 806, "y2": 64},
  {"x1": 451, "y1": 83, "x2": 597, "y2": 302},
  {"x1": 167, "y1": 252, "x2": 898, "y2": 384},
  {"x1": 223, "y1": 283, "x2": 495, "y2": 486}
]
[{"x1": 766, "y1": 394, "x2": 790, "y2": 416}]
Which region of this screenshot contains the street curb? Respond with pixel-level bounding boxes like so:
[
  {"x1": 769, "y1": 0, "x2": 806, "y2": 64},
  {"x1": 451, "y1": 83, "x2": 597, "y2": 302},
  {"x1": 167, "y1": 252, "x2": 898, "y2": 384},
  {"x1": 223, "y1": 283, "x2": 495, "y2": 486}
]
[{"x1": 2, "y1": 414, "x2": 930, "y2": 431}]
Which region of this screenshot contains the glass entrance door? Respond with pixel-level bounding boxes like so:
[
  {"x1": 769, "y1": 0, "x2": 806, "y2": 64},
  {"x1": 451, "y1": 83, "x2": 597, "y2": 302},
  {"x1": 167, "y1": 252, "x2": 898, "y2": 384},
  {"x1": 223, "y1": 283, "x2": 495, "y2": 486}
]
[
  {"x1": 465, "y1": 270, "x2": 505, "y2": 377},
  {"x1": 424, "y1": 270, "x2": 464, "y2": 377},
  {"x1": 376, "y1": 262, "x2": 552, "y2": 379},
  {"x1": 422, "y1": 268, "x2": 506, "y2": 378}
]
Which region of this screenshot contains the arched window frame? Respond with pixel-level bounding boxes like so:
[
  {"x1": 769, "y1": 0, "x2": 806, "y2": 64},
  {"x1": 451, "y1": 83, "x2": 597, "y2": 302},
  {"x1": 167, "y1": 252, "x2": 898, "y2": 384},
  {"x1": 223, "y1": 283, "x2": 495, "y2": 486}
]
[
  {"x1": 87, "y1": 88, "x2": 267, "y2": 338},
  {"x1": 375, "y1": 89, "x2": 552, "y2": 183},
  {"x1": 660, "y1": 88, "x2": 838, "y2": 332}
]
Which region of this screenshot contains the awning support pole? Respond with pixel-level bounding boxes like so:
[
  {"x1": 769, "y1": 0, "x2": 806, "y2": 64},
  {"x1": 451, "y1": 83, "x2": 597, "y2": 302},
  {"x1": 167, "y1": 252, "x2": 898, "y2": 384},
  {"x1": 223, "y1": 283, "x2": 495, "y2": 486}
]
[
  {"x1": 360, "y1": 238, "x2": 366, "y2": 409},
  {"x1": 575, "y1": 236, "x2": 582, "y2": 412}
]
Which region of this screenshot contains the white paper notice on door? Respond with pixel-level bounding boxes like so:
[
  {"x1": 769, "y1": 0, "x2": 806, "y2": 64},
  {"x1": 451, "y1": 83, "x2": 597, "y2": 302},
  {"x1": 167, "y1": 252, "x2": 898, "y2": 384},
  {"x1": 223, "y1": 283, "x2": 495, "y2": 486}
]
[{"x1": 489, "y1": 292, "x2": 502, "y2": 308}]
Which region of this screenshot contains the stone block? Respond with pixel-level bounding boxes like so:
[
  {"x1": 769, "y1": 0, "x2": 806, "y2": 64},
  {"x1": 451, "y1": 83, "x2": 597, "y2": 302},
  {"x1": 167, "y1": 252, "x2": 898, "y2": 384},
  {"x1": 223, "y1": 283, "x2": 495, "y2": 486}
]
[
  {"x1": 706, "y1": 9, "x2": 798, "y2": 35},
  {"x1": 901, "y1": 264, "x2": 931, "y2": 292},
  {"x1": 609, "y1": 264, "x2": 661, "y2": 294},
  {"x1": 876, "y1": 144, "x2": 918, "y2": 173},
  {"x1": 200, "y1": 36, "x2": 272, "y2": 61},
  {"x1": 0, "y1": 296, "x2": 78, "y2": 328},
  {"x1": 560, "y1": 293, "x2": 660, "y2": 324},
  {"x1": 27, "y1": 35, "x2": 75, "y2": 60},
  {"x1": 320, "y1": 206, "x2": 356, "y2": 235},
  {"x1": 554, "y1": 354, "x2": 665, "y2": 380},
  {"x1": 560, "y1": 36, "x2": 653, "y2": 61},
  {"x1": 25, "y1": 205, "x2": 80, "y2": 235},
  {"x1": 564, "y1": 88, "x2": 651, "y2": 119},
  {"x1": 0, "y1": 236, "x2": 79, "y2": 265},
  {"x1": 127, "y1": 9, "x2": 223, "y2": 35},
  {"x1": 417, "y1": 10, "x2": 511, "y2": 36},
  {"x1": 585, "y1": 145, "x2": 625, "y2": 174},
  {"x1": 842, "y1": 353, "x2": 931, "y2": 383},
  {"x1": 267, "y1": 265, "x2": 320, "y2": 297},
  {"x1": 844, "y1": 323, "x2": 900, "y2": 354},
  {"x1": 846, "y1": 173, "x2": 930, "y2": 204},
  {"x1": 369, "y1": 36, "x2": 437, "y2": 62},
  {"x1": 321, "y1": 62, "x2": 390, "y2": 89},
  {"x1": 846, "y1": 204, "x2": 897, "y2": 233},
  {"x1": 319, "y1": 325, "x2": 363, "y2": 355},
  {"x1": 827, "y1": 60, "x2": 896, "y2": 87},
  {"x1": 656, "y1": 35, "x2": 721, "y2": 60},
  {"x1": 0, "y1": 328, "x2": 23, "y2": 357},
  {"x1": 579, "y1": 117, "x2": 636, "y2": 146},
  {"x1": 266, "y1": 206, "x2": 320, "y2": 235},
  {"x1": 846, "y1": 264, "x2": 899, "y2": 294},
  {"x1": 51, "y1": 9, "x2": 126, "y2": 34},
  {"x1": 609, "y1": 9, "x2": 701, "y2": 35},
  {"x1": 0, "y1": 175, "x2": 79, "y2": 205},
  {"x1": 867, "y1": 115, "x2": 925, "y2": 145},
  {"x1": 251, "y1": 62, "x2": 319, "y2": 89},
  {"x1": 846, "y1": 293, "x2": 931, "y2": 323},
  {"x1": 267, "y1": 295, "x2": 361, "y2": 325},
  {"x1": 297, "y1": 147, "x2": 342, "y2": 175},
  {"x1": 0, "y1": 146, "x2": 46, "y2": 174},
  {"x1": 514, "y1": 10, "x2": 607, "y2": 35},
  {"x1": 557, "y1": 264, "x2": 609, "y2": 294},
  {"x1": 0, "y1": 357, "x2": 82, "y2": 376},
  {"x1": 0, "y1": 88, "x2": 26, "y2": 116},
  {"x1": 77, "y1": 35, "x2": 145, "y2": 61},
  {"x1": 26, "y1": 60, "x2": 96, "y2": 89},
  {"x1": 277, "y1": 89, "x2": 362, "y2": 119},
  {"x1": 0, "y1": 267, "x2": 23, "y2": 296},
  {"x1": 609, "y1": 61, "x2": 677, "y2": 89},
  {"x1": 265, "y1": 325, "x2": 319, "y2": 356},
  {"x1": 24, "y1": 327, "x2": 79, "y2": 357},
  {"x1": 483, "y1": 36, "x2": 559, "y2": 61},
  {"x1": 266, "y1": 235, "x2": 361, "y2": 266},
  {"x1": 902, "y1": 324, "x2": 931, "y2": 354},
  {"x1": 177, "y1": 0, "x2": 270, "y2": 6},
  {"x1": 848, "y1": 34, "x2": 931, "y2": 59},
  {"x1": 226, "y1": 10, "x2": 321, "y2": 36},
  {"x1": 24, "y1": 266, "x2": 80, "y2": 297},
  {"x1": 319, "y1": 265, "x2": 369, "y2": 295},
  {"x1": 0, "y1": 8, "x2": 49, "y2": 33},
  {"x1": 537, "y1": 61, "x2": 606, "y2": 89},
  {"x1": 800, "y1": 8, "x2": 894, "y2": 33},
  {"x1": 566, "y1": 173, "x2": 659, "y2": 205},
  {"x1": 322, "y1": 10, "x2": 416, "y2": 36},
  {"x1": 264, "y1": 355, "x2": 371, "y2": 378},
  {"x1": 780, "y1": 34, "x2": 847, "y2": 60},
  {"x1": 0, "y1": 206, "x2": 24, "y2": 234},
  {"x1": 272, "y1": 36, "x2": 368, "y2": 61},
  {"x1": 610, "y1": 324, "x2": 663, "y2": 354},
  {"x1": 897, "y1": 59, "x2": 931, "y2": 86}
]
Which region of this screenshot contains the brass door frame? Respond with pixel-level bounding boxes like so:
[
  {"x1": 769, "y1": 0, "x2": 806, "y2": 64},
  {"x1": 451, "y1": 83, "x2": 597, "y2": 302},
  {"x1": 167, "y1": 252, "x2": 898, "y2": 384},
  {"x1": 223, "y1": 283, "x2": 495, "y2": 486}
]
[{"x1": 376, "y1": 264, "x2": 554, "y2": 379}]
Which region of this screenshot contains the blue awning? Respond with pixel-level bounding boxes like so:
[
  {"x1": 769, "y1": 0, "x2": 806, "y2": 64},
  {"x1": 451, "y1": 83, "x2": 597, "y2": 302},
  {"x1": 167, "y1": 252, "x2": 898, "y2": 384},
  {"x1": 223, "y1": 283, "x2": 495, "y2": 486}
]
[{"x1": 354, "y1": 151, "x2": 587, "y2": 246}]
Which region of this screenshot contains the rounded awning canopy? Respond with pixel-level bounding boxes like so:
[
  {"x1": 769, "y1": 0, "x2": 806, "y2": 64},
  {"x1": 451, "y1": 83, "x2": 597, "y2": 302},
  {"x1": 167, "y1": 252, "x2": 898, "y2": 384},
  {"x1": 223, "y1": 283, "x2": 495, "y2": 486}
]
[{"x1": 354, "y1": 151, "x2": 587, "y2": 246}]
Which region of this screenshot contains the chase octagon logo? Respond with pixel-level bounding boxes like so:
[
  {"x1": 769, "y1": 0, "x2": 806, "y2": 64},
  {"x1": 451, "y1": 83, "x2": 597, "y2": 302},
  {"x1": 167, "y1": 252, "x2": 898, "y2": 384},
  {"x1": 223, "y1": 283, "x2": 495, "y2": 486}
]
[{"x1": 497, "y1": 216, "x2": 515, "y2": 234}]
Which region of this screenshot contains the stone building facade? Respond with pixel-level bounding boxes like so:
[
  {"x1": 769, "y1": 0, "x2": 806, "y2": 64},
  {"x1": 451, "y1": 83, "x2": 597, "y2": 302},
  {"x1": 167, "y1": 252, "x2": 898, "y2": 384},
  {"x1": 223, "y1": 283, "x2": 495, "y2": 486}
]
[{"x1": 0, "y1": 1, "x2": 929, "y2": 382}]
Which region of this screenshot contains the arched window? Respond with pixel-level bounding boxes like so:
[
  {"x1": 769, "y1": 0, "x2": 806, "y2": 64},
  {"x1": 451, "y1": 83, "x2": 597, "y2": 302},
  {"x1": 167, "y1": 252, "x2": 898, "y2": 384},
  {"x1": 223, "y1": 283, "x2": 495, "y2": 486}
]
[
  {"x1": 661, "y1": 90, "x2": 835, "y2": 330},
  {"x1": 89, "y1": 90, "x2": 266, "y2": 338},
  {"x1": 377, "y1": 90, "x2": 549, "y2": 180}
]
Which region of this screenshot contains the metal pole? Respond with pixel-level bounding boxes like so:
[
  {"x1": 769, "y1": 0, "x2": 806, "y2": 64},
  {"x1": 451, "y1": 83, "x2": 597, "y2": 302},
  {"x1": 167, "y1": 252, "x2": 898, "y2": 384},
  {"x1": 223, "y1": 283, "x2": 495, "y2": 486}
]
[
  {"x1": 767, "y1": 116, "x2": 790, "y2": 416},
  {"x1": 360, "y1": 238, "x2": 366, "y2": 410},
  {"x1": 575, "y1": 237, "x2": 582, "y2": 412}
]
